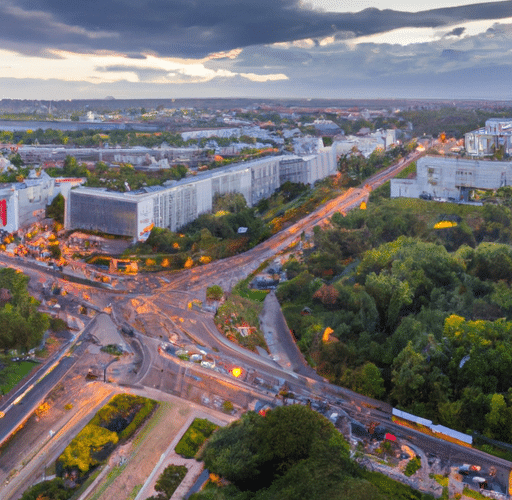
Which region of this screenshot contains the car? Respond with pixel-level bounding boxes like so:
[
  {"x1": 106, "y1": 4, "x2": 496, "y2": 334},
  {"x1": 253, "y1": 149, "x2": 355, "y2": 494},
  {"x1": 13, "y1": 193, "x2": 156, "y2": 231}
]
[{"x1": 458, "y1": 465, "x2": 470, "y2": 475}]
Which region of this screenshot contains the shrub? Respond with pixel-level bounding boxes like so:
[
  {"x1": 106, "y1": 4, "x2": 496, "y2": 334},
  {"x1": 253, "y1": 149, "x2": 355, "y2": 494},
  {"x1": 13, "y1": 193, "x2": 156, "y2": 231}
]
[
  {"x1": 222, "y1": 401, "x2": 234, "y2": 414},
  {"x1": 147, "y1": 464, "x2": 188, "y2": 500},
  {"x1": 20, "y1": 477, "x2": 74, "y2": 500},
  {"x1": 119, "y1": 398, "x2": 157, "y2": 441},
  {"x1": 206, "y1": 285, "x2": 223, "y2": 301},
  {"x1": 57, "y1": 394, "x2": 157, "y2": 478},
  {"x1": 404, "y1": 456, "x2": 421, "y2": 477},
  {"x1": 58, "y1": 424, "x2": 119, "y2": 474},
  {"x1": 101, "y1": 344, "x2": 123, "y2": 356},
  {"x1": 175, "y1": 418, "x2": 218, "y2": 458}
]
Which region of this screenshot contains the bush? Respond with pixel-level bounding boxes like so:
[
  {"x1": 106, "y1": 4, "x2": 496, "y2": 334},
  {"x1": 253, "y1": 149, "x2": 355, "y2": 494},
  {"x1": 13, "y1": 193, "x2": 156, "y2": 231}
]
[
  {"x1": 58, "y1": 424, "x2": 119, "y2": 474},
  {"x1": 147, "y1": 464, "x2": 188, "y2": 500},
  {"x1": 404, "y1": 456, "x2": 421, "y2": 477},
  {"x1": 57, "y1": 394, "x2": 157, "y2": 478},
  {"x1": 206, "y1": 285, "x2": 223, "y2": 301},
  {"x1": 119, "y1": 398, "x2": 157, "y2": 441},
  {"x1": 101, "y1": 344, "x2": 123, "y2": 356},
  {"x1": 175, "y1": 418, "x2": 218, "y2": 458},
  {"x1": 20, "y1": 477, "x2": 74, "y2": 500},
  {"x1": 363, "y1": 469, "x2": 434, "y2": 499},
  {"x1": 222, "y1": 401, "x2": 234, "y2": 414},
  {"x1": 50, "y1": 317, "x2": 69, "y2": 332}
]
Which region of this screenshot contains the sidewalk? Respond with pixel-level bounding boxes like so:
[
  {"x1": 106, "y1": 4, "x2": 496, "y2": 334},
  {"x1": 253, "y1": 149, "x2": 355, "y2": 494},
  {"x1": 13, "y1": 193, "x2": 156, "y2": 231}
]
[{"x1": 135, "y1": 409, "x2": 232, "y2": 500}]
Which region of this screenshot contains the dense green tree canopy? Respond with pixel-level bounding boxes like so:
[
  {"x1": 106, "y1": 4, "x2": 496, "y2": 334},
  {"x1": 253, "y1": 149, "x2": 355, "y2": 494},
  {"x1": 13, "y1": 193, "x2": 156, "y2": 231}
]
[
  {"x1": 277, "y1": 196, "x2": 512, "y2": 444},
  {"x1": 194, "y1": 405, "x2": 434, "y2": 500},
  {"x1": 201, "y1": 405, "x2": 352, "y2": 491}
]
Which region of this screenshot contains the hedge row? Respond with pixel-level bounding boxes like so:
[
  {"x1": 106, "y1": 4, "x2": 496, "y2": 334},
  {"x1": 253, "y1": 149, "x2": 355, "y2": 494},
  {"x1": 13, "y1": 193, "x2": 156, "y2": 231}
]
[{"x1": 175, "y1": 418, "x2": 218, "y2": 458}]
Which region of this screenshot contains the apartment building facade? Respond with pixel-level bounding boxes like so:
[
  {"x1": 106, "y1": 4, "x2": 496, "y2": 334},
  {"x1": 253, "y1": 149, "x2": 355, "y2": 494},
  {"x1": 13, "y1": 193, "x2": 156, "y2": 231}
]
[
  {"x1": 68, "y1": 149, "x2": 337, "y2": 239},
  {"x1": 391, "y1": 156, "x2": 512, "y2": 201}
]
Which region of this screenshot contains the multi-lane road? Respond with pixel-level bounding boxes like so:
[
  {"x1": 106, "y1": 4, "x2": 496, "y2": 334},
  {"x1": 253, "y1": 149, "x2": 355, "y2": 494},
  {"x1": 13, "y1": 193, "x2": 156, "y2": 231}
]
[{"x1": 0, "y1": 316, "x2": 93, "y2": 447}]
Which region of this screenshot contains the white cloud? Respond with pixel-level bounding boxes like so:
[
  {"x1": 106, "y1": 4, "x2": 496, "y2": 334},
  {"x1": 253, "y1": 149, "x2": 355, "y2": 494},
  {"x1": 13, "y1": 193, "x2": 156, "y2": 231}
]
[
  {"x1": 319, "y1": 36, "x2": 335, "y2": 46},
  {"x1": 206, "y1": 48, "x2": 243, "y2": 60},
  {"x1": 345, "y1": 17, "x2": 512, "y2": 47},
  {"x1": 240, "y1": 73, "x2": 288, "y2": 82},
  {"x1": 272, "y1": 39, "x2": 316, "y2": 49},
  {"x1": 0, "y1": 49, "x2": 236, "y2": 83},
  {"x1": 306, "y1": 0, "x2": 511, "y2": 14},
  {"x1": 0, "y1": 48, "x2": 293, "y2": 85}
]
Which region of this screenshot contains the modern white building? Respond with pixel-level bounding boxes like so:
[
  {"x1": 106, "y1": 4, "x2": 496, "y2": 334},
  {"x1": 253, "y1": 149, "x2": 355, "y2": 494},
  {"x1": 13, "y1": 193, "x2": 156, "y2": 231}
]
[
  {"x1": 68, "y1": 149, "x2": 337, "y2": 239},
  {"x1": 391, "y1": 156, "x2": 512, "y2": 201},
  {"x1": 333, "y1": 129, "x2": 397, "y2": 158},
  {"x1": 0, "y1": 170, "x2": 57, "y2": 233},
  {"x1": 464, "y1": 118, "x2": 512, "y2": 157}
]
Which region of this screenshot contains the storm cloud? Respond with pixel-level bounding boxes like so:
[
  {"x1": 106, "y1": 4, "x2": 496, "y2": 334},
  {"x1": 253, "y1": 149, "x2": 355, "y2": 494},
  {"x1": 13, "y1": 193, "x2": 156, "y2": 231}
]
[{"x1": 2, "y1": 0, "x2": 512, "y2": 57}]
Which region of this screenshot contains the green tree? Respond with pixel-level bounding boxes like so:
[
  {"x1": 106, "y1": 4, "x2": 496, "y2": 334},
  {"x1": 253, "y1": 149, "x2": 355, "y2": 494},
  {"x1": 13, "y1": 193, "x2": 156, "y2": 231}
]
[
  {"x1": 485, "y1": 393, "x2": 510, "y2": 441},
  {"x1": 0, "y1": 268, "x2": 49, "y2": 351},
  {"x1": 46, "y1": 193, "x2": 65, "y2": 223},
  {"x1": 62, "y1": 155, "x2": 89, "y2": 177},
  {"x1": 470, "y1": 242, "x2": 512, "y2": 282},
  {"x1": 20, "y1": 477, "x2": 73, "y2": 500},
  {"x1": 342, "y1": 362, "x2": 385, "y2": 399},
  {"x1": 201, "y1": 405, "x2": 351, "y2": 491},
  {"x1": 365, "y1": 272, "x2": 413, "y2": 330},
  {"x1": 391, "y1": 342, "x2": 427, "y2": 408},
  {"x1": 213, "y1": 192, "x2": 247, "y2": 214},
  {"x1": 356, "y1": 362, "x2": 385, "y2": 399}
]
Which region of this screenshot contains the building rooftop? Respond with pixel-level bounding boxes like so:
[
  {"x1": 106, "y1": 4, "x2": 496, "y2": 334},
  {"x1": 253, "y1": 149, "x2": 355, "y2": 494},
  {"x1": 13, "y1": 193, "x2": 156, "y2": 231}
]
[{"x1": 71, "y1": 153, "x2": 294, "y2": 201}]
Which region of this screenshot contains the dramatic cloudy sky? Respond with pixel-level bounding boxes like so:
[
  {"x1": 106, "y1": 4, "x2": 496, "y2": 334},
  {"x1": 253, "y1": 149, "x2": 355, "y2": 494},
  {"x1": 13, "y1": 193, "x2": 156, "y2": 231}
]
[{"x1": 1, "y1": 0, "x2": 512, "y2": 100}]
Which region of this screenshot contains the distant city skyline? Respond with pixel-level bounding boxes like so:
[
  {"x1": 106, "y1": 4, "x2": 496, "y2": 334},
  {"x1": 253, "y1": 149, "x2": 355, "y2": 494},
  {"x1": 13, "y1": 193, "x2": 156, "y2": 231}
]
[{"x1": 1, "y1": 0, "x2": 512, "y2": 101}]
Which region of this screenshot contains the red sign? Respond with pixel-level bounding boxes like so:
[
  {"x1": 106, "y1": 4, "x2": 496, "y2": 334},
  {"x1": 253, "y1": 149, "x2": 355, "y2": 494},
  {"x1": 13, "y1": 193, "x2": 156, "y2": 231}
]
[{"x1": 0, "y1": 199, "x2": 7, "y2": 226}]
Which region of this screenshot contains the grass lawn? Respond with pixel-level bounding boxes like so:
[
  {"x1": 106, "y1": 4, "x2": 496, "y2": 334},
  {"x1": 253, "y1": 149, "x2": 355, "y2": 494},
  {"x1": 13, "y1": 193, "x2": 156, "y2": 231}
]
[{"x1": 0, "y1": 360, "x2": 38, "y2": 395}]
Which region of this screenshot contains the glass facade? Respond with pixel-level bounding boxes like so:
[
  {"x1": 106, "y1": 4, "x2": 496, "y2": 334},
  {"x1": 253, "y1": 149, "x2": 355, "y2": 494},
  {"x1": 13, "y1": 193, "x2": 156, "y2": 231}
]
[{"x1": 70, "y1": 192, "x2": 138, "y2": 237}]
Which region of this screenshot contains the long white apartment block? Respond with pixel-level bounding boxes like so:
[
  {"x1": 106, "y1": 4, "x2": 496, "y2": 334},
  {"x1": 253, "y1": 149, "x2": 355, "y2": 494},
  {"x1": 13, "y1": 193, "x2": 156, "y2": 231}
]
[{"x1": 68, "y1": 148, "x2": 337, "y2": 239}]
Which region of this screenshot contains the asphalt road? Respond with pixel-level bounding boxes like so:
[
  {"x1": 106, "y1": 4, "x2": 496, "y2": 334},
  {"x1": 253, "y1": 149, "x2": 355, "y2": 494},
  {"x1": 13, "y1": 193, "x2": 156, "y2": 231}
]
[{"x1": 0, "y1": 316, "x2": 95, "y2": 447}]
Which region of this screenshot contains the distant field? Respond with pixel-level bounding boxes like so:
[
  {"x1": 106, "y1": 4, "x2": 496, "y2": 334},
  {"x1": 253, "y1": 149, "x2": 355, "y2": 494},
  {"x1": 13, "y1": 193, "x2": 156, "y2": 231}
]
[{"x1": 0, "y1": 360, "x2": 38, "y2": 395}]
